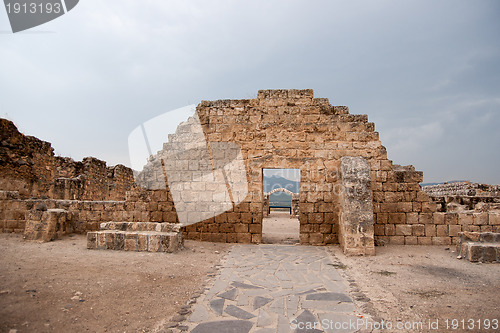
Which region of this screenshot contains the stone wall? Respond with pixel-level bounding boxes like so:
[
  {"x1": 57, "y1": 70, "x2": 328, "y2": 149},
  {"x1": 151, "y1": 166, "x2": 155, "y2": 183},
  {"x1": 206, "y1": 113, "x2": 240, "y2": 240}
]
[
  {"x1": 0, "y1": 188, "x2": 177, "y2": 235},
  {"x1": 0, "y1": 119, "x2": 135, "y2": 202},
  {"x1": 134, "y1": 89, "x2": 442, "y2": 246}
]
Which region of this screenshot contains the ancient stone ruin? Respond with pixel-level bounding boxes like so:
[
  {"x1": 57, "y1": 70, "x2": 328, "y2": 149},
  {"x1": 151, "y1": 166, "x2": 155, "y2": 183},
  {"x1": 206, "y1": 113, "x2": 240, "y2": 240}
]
[{"x1": 1, "y1": 89, "x2": 499, "y2": 258}]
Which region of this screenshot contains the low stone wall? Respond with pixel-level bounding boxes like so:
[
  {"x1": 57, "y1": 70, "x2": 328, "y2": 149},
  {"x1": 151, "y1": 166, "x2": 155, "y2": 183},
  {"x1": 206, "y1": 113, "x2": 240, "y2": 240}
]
[
  {"x1": 87, "y1": 222, "x2": 183, "y2": 253},
  {"x1": 0, "y1": 189, "x2": 179, "y2": 237},
  {"x1": 374, "y1": 211, "x2": 500, "y2": 245}
]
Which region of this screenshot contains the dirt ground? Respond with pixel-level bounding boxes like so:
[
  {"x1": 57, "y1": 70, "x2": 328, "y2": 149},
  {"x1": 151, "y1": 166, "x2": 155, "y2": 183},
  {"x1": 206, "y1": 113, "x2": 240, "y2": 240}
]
[
  {"x1": 262, "y1": 211, "x2": 299, "y2": 244},
  {"x1": 330, "y1": 245, "x2": 500, "y2": 332},
  {"x1": 0, "y1": 234, "x2": 230, "y2": 333},
  {"x1": 1, "y1": 225, "x2": 499, "y2": 333}
]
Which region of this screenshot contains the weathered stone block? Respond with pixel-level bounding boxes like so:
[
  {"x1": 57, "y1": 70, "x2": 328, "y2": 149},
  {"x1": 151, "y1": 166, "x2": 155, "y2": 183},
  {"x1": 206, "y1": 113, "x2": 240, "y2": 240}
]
[
  {"x1": 405, "y1": 236, "x2": 418, "y2": 245},
  {"x1": 489, "y1": 212, "x2": 500, "y2": 226},
  {"x1": 147, "y1": 234, "x2": 160, "y2": 252},
  {"x1": 432, "y1": 212, "x2": 445, "y2": 225},
  {"x1": 412, "y1": 224, "x2": 425, "y2": 236},
  {"x1": 374, "y1": 224, "x2": 385, "y2": 236},
  {"x1": 114, "y1": 233, "x2": 125, "y2": 250},
  {"x1": 436, "y1": 225, "x2": 449, "y2": 237},
  {"x1": 388, "y1": 213, "x2": 405, "y2": 224},
  {"x1": 98, "y1": 232, "x2": 106, "y2": 249},
  {"x1": 248, "y1": 224, "x2": 261, "y2": 234},
  {"x1": 124, "y1": 238, "x2": 137, "y2": 251},
  {"x1": 449, "y1": 225, "x2": 462, "y2": 237},
  {"x1": 385, "y1": 224, "x2": 395, "y2": 236},
  {"x1": 137, "y1": 234, "x2": 148, "y2": 251},
  {"x1": 406, "y1": 212, "x2": 419, "y2": 225},
  {"x1": 432, "y1": 237, "x2": 451, "y2": 245},
  {"x1": 251, "y1": 234, "x2": 262, "y2": 243},
  {"x1": 234, "y1": 223, "x2": 248, "y2": 233},
  {"x1": 458, "y1": 213, "x2": 473, "y2": 226},
  {"x1": 482, "y1": 246, "x2": 497, "y2": 262},
  {"x1": 237, "y1": 233, "x2": 251, "y2": 243},
  {"x1": 445, "y1": 213, "x2": 459, "y2": 225},
  {"x1": 421, "y1": 201, "x2": 437, "y2": 213},
  {"x1": 473, "y1": 212, "x2": 488, "y2": 226},
  {"x1": 87, "y1": 232, "x2": 97, "y2": 249},
  {"x1": 467, "y1": 244, "x2": 483, "y2": 262},
  {"x1": 389, "y1": 236, "x2": 405, "y2": 245},
  {"x1": 395, "y1": 224, "x2": 412, "y2": 236},
  {"x1": 417, "y1": 237, "x2": 432, "y2": 245}
]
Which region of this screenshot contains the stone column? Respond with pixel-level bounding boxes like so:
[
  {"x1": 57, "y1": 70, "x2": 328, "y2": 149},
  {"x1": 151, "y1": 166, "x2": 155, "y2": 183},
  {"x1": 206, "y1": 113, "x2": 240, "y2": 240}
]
[
  {"x1": 339, "y1": 156, "x2": 375, "y2": 255},
  {"x1": 263, "y1": 194, "x2": 269, "y2": 217}
]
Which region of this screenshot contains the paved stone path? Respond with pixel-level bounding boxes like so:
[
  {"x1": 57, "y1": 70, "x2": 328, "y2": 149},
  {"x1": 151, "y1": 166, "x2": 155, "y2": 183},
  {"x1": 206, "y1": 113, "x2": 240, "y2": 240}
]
[{"x1": 184, "y1": 244, "x2": 366, "y2": 333}]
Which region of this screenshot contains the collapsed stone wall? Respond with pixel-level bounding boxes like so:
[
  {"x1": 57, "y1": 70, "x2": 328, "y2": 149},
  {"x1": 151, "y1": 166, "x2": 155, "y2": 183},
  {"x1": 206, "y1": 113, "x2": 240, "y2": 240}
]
[
  {"x1": 422, "y1": 181, "x2": 500, "y2": 214},
  {"x1": 0, "y1": 119, "x2": 134, "y2": 201},
  {"x1": 422, "y1": 181, "x2": 500, "y2": 197},
  {"x1": 0, "y1": 118, "x2": 54, "y2": 198}
]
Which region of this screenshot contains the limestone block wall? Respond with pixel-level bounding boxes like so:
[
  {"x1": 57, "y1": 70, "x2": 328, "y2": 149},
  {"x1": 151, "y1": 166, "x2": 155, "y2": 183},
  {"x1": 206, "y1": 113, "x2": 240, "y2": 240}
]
[
  {"x1": 0, "y1": 188, "x2": 178, "y2": 235},
  {"x1": 131, "y1": 89, "x2": 441, "y2": 245}
]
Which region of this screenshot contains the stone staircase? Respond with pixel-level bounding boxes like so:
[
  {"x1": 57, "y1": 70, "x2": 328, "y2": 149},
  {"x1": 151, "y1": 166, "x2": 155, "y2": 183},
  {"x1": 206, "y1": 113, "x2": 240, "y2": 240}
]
[
  {"x1": 87, "y1": 222, "x2": 184, "y2": 253},
  {"x1": 457, "y1": 232, "x2": 500, "y2": 263}
]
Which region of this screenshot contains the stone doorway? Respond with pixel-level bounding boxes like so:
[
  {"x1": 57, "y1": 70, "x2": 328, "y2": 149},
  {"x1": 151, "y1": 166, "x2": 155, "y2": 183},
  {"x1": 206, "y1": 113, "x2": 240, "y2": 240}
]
[{"x1": 262, "y1": 168, "x2": 300, "y2": 244}]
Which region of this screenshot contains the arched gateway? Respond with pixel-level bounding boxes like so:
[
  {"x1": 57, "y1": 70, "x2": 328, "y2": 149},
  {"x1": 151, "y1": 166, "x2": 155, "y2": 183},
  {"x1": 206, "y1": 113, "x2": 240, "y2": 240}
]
[{"x1": 263, "y1": 188, "x2": 299, "y2": 217}]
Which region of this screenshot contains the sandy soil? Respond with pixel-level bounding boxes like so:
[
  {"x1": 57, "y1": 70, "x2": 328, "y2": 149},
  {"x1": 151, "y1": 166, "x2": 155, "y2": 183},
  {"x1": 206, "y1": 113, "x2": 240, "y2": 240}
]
[
  {"x1": 0, "y1": 234, "x2": 230, "y2": 333},
  {"x1": 330, "y1": 245, "x2": 500, "y2": 332},
  {"x1": 262, "y1": 211, "x2": 299, "y2": 244}
]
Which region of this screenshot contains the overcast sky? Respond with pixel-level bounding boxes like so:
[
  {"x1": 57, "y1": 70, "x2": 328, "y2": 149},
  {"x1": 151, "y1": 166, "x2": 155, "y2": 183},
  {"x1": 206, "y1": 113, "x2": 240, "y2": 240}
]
[{"x1": 1, "y1": 0, "x2": 499, "y2": 184}]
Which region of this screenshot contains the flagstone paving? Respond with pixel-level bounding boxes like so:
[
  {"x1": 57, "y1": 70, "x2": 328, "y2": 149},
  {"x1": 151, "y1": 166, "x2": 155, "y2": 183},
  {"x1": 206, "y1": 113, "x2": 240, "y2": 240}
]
[{"x1": 181, "y1": 244, "x2": 368, "y2": 333}]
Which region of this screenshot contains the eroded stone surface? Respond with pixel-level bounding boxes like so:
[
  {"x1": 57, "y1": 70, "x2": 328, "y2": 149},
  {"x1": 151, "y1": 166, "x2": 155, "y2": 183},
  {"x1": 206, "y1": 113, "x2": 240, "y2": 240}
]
[{"x1": 190, "y1": 320, "x2": 253, "y2": 333}]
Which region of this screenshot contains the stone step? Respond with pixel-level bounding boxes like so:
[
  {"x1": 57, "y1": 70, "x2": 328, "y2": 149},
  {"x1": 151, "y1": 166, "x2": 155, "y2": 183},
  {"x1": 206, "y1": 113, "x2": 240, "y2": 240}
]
[
  {"x1": 99, "y1": 221, "x2": 180, "y2": 233},
  {"x1": 457, "y1": 232, "x2": 500, "y2": 263},
  {"x1": 459, "y1": 242, "x2": 500, "y2": 263},
  {"x1": 87, "y1": 229, "x2": 183, "y2": 253}
]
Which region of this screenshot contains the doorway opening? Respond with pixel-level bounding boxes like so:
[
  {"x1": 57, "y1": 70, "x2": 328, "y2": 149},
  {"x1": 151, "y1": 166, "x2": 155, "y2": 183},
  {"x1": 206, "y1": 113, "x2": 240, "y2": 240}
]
[{"x1": 262, "y1": 168, "x2": 300, "y2": 244}]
